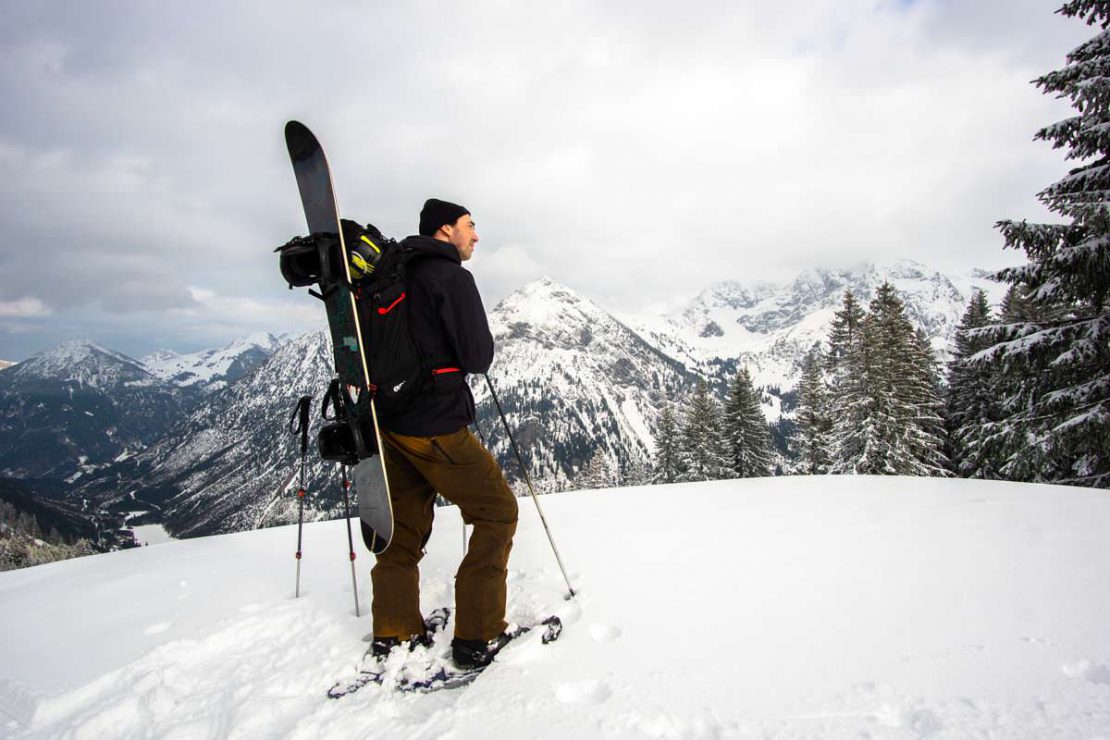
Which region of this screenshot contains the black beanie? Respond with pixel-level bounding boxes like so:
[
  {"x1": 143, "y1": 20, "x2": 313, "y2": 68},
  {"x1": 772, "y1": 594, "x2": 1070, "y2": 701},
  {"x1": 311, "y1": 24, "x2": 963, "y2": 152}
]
[{"x1": 419, "y1": 198, "x2": 470, "y2": 236}]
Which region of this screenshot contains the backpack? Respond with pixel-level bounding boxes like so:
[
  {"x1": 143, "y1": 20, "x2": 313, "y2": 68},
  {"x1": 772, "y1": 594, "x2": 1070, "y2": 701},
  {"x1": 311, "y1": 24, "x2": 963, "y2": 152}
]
[
  {"x1": 278, "y1": 219, "x2": 451, "y2": 416},
  {"x1": 352, "y1": 227, "x2": 433, "y2": 416}
]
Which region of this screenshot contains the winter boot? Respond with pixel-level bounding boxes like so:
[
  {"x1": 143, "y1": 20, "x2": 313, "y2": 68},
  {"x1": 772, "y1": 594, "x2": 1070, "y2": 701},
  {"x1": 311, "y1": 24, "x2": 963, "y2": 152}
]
[
  {"x1": 451, "y1": 631, "x2": 516, "y2": 670},
  {"x1": 371, "y1": 608, "x2": 453, "y2": 659}
]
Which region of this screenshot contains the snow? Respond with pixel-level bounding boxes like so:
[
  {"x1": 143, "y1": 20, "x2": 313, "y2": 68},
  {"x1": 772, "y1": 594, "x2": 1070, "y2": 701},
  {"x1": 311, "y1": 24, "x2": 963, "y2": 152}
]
[
  {"x1": 2, "y1": 476, "x2": 1109, "y2": 738},
  {"x1": 12, "y1": 341, "x2": 158, "y2": 391},
  {"x1": 141, "y1": 333, "x2": 278, "y2": 387}
]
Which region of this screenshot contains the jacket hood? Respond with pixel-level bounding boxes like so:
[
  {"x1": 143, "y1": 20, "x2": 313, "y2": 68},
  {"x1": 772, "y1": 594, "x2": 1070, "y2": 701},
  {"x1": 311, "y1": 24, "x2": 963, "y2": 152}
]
[{"x1": 400, "y1": 235, "x2": 461, "y2": 264}]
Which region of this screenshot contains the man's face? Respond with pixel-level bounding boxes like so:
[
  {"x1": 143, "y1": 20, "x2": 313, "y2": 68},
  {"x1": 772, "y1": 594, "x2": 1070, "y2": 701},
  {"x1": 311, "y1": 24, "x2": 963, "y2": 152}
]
[{"x1": 442, "y1": 215, "x2": 479, "y2": 261}]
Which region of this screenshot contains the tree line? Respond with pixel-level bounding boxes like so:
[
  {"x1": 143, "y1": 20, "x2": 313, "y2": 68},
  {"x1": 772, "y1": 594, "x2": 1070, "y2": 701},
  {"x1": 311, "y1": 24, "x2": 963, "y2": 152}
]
[{"x1": 646, "y1": 1, "x2": 1107, "y2": 490}]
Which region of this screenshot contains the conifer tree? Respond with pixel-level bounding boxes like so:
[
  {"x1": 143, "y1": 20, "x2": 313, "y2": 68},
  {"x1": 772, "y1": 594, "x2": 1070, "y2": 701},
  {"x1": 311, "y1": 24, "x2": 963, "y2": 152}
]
[
  {"x1": 579, "y1": 450, "x2": 614, "y2": 490},
  {"x1": 977, "y1": 2, "x2": 1110, "y2": 486},
  {"x1": 825, "y1": 290, "x2": 865, "y2": 380},
  {"x1": 724, "y1": 366, "x2": 774, "y2": 477},
  {"x1": 906, "y1": 328, "x2": 950, "y2": 476},
  {"x1": 653, "y1": 402, "x2": 684, "y2": 483},
  {"x1": 947, "y1": 290, "x2": 1001, "y2": 477},
  {"x1": 793, "y1": 346, "x2": 833, "y2": 474},
  {"x1": 828, "y1": 290, "x2": 872, "y2": 474},
  {"x1": 830, "y1": 283, "x2": 949, "y2": 475},
  {"x1": 679, "y1": 379, "x2": 730, "y2": 482}
]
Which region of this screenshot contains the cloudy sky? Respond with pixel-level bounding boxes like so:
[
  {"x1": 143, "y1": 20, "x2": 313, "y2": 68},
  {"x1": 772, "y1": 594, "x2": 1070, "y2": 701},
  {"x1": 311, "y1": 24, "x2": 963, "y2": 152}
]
[{"x1": 0, "y1": 0, "x2": 1091, "y2": 361}]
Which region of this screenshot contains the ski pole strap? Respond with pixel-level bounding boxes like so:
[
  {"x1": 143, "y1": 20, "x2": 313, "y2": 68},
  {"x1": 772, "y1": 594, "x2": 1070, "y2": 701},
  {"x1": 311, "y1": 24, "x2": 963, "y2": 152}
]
[
  {"x1": 321, "y1": 378, "x2": 353, "y2": 421},
  {"x1": 290, "y1": 395, "x2": 313, "y2": 455}
]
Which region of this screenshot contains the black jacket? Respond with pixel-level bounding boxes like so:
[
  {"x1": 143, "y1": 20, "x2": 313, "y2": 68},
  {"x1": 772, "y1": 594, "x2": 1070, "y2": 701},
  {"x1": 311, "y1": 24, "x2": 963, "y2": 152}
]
[{"x1": 376, "y1": 235, "x2": 494, "y2": 436}]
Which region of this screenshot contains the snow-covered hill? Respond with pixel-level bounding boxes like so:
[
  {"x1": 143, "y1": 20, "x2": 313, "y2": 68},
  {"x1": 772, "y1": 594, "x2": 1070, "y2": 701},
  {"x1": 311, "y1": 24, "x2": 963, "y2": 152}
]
[
  {"x1": 0, "y1": 360, "x2": 16, "y2": 371},
  {"x1": 142, "y1": 333, "x2": 280, "y2": 393},
  {"x1": 1, "y1": 476, "x2": 1107, "y2": 738}
]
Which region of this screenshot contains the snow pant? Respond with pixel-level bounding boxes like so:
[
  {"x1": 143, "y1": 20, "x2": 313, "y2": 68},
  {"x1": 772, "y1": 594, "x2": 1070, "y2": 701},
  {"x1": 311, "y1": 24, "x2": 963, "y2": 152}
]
[{"x1": 371, "y1": 426, "x2": 518, "y2": 642}]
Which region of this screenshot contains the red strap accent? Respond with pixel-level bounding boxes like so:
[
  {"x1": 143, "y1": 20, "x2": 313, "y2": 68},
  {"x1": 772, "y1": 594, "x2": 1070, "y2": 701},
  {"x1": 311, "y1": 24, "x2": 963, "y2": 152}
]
[
  {"x1": 432, "y1": 367, "x2": 461, "y2": 375},
  {"x1": 378, "y1": 293, "x2": 406, "y2": 315}
]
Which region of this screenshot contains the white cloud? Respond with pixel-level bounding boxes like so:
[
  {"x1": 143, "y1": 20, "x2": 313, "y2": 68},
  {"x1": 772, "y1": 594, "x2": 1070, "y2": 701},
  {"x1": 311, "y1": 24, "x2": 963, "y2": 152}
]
[
  {"x1": 0, "y1": 297, "x2": 52, "y2": 318},
  {"x1": 0, "y1": 0, "x2": 1092, "y2": 358}
]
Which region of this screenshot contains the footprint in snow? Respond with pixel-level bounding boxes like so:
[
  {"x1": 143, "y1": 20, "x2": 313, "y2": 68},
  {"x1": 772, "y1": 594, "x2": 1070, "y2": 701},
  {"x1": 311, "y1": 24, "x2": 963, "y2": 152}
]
[
  {"x1": 1062, "y1": 660, "x2": 1110, "y2": 685},
  {"x1": 589, "y1": 623, "x2": 622, "y2": 643},
  {"x1": 556, "y1": 679, "x2": 611, "y2": 705}
]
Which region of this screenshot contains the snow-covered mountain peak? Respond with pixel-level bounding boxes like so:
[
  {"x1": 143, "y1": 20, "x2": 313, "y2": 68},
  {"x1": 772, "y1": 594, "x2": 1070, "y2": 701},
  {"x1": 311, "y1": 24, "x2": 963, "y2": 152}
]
[
  {"x1": 8, "y1": 340, "x2": 157, "y2": 390},
  {"x1": 141, "y1": 333, "x2": 283, "y2": 391},
  {"x1": 490, "y1": 278, "x2": 612, "y2": 341}
]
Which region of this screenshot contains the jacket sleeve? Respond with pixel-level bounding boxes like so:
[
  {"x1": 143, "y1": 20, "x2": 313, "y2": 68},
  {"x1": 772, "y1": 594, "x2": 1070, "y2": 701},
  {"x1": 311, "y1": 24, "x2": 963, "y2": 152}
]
[{"x1": 438, "y1": 268, "x2": 495, "y2": 374}]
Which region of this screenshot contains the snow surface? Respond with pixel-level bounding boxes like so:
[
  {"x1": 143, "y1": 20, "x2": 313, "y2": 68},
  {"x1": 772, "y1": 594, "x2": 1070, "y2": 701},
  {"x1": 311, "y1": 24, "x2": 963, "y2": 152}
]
[{"x1": 2, "y1": 476, "x2": 1109, "y2": 739}]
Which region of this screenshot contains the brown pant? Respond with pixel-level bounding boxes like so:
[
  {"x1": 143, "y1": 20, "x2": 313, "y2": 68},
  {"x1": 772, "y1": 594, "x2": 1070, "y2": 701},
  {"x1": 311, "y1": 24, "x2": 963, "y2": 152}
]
[{"x1": 371, "y1": 426, "x2": 518, "y2": 642}]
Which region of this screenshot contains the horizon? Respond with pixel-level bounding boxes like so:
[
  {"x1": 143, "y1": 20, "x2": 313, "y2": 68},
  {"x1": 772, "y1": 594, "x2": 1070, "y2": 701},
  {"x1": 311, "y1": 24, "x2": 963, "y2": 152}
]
[{"x1": 1, "y1": 256, "x2": 1000, "y2": 363}]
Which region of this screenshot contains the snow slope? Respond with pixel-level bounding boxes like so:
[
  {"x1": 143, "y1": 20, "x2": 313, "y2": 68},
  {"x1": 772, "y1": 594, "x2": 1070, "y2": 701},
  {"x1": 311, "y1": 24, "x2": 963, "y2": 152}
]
[{"x1": 2, "y1": 476, "x2": 1108, "y2": 739}]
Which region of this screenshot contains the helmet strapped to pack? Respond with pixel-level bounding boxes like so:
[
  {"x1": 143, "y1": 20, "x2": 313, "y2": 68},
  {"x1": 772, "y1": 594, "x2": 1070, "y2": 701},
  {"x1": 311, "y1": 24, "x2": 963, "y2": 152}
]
[
  {"x1": 275, "y1": 220, "x2": 390, "y2": 293},
  {"x1": 347, "y1": 222, "x2": 389, "y2": 281}
]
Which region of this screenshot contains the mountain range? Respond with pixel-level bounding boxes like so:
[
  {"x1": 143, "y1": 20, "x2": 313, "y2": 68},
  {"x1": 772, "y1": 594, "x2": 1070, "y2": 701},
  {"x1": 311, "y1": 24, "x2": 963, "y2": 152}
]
[{"x1": 0, "y1": 259, "x2": 1003, "y2": 540}]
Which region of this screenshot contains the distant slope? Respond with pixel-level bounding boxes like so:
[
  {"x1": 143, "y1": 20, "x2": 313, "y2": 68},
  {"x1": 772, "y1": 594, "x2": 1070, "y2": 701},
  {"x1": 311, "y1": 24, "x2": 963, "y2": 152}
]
[
  {"x1": 70, "y1": 330, "x2": 339, "y2": 538},
  {"x1": 0, "y1": 341, "x2": 189, "y2": 484}
]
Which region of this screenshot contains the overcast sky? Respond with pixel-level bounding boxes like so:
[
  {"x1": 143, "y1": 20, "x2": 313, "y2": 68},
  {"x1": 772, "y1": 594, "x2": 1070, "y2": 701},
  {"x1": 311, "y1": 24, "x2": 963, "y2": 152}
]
[{"x1": 0, "y1": 0, "x2": 1091, "y2": 361}]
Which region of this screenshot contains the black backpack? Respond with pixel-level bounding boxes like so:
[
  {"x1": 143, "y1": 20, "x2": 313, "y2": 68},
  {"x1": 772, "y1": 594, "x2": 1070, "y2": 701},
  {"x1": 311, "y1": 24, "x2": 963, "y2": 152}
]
[
  {"x1": 353, "y1": 232, "x2": 431, "y2": 416},
  {"x1": 277, "y1": 220, "x2": 441, "y2": 416}
]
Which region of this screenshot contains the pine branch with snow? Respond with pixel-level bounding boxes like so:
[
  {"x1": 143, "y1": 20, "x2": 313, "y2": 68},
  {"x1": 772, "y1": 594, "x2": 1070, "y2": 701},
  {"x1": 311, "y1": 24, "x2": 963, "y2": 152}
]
[{"x1": 980, "y1": 2, "x2": 1110, "y2": 487}]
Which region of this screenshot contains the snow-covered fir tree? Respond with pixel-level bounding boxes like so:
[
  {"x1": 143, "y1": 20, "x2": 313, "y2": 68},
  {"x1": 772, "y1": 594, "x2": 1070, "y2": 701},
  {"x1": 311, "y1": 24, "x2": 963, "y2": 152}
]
[
  {"x1": 827, "y1": 291, "x2": 871, "y2": 474},
  {"x1": 578, "y1": 450, "x2": 615, "y2": 490},
  {"x1": 621, "y1": 457, "x2": 654, "y2": 487},
  {"x1": 905, "y1": 327, "x2": 951, "y2": 476},
  {"x1": 829, "y1": 284, "x2": 949, "y2": 475},
  {"x1": 972, "y1": 1, "x2": 1110, "y2": 487},
  {"x1": 793, "y1": 346, "x2": 833, "y2": 474},
  {"x1": 946, "y1": 290, "x2": 1002, "y2": 478},
  {"x1": 723, "y1": 366, "x2": 774, "y2": 477},
  {"x1": 825, "y1": 289, "x2": 866, "y2": 380},
  {"x1": 970, "y1": 284, "x2": 1061, "y2": 481},
  {"x1": 679, "y1": 379, "x2": 730, "y2": 482},
  {"x1": 652, "y1": 402, "x2": 684, "y2": 483}
]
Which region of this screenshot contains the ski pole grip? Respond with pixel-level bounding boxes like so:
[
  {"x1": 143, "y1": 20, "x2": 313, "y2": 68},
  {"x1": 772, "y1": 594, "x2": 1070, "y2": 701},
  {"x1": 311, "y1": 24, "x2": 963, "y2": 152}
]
[{"x1": 292, "y1": 395, "x2": 312, "y2": 455}]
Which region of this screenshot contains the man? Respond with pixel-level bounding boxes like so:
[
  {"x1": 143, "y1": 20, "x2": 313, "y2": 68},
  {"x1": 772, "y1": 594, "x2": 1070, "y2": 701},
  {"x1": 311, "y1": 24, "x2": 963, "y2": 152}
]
[{"x1": 369, "y1": 198, "x2": 519, "y2": 670}]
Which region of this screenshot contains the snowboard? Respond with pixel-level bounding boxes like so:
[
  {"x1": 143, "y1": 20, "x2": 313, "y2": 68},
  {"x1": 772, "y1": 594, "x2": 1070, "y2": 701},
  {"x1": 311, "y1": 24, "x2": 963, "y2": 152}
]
[
  {"x1": 284, "y1": 120, "x2": 394, "y2": 554},
  {"x1": 327, "y1": 615, "x2": 563, "y2": 698}
]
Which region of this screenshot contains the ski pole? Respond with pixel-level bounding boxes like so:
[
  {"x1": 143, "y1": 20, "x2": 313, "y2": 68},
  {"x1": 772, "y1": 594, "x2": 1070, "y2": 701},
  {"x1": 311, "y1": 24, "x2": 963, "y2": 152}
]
[
  {"x1": 483, "y1": 374, "x2": 577, "y2": 599},
  {"x1": 290, "y1": 395, "x2": 312, "y2": 598},
  {"x1": 340, "y1": 466, "x2": 361, "y2": 616}
]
